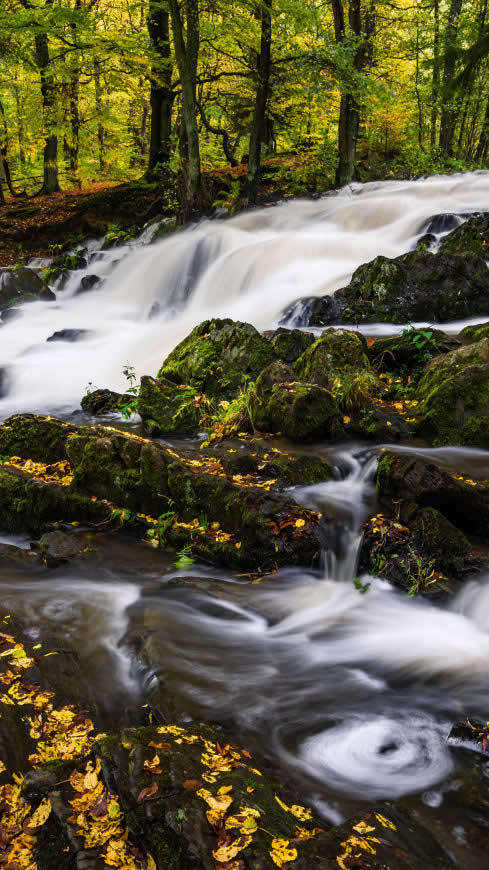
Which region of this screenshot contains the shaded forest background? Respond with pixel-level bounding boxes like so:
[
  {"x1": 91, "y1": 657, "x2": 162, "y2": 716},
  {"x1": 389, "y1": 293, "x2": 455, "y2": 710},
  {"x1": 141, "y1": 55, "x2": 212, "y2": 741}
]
[{"x1": 1, "y1": 0, "x2": 489, "y2": 215}]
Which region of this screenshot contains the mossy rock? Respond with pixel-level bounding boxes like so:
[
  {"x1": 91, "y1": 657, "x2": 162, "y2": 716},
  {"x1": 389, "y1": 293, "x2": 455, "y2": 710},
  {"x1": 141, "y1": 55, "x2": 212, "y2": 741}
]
[
  {"x1": 376, "y1": 450, "x2": 489, "y2": 539},
  {"x1": 0, "y1": 414, "x2": 77, "y2": 463},
  {"x1": 0, "y1": 267, "x2": 55, "y2": 309},
  {"x1": 250, "y1": 361, "x2": 343, "y2": 442},
  {"x1": 440, "y1": 214, "x2": 489, "y2": 258},
  {"x1": 368, "y1": 329, "x2": 460, "y2": 373},
  {"x1": 306, "y1": 250, "x2": 489, "y2": 326},
  {"x1": 81, "y1": 388, "x2": 132, "y2": 415},
  {"x1": 459, "y1": 321, "x2": 489, "y2": 344},
  {"x1": 294, "y1": 328, "x2": 369, "y2": 387},
  {"x1": 411, "y1": 507, "x2": 471, "y2": 574},
  {"x1": 158, "y1": 318, "x2": 277, "y2": 397},
  {"x1": 416, "y1": 338, "x2": 489, "y2": 446},
  {"x1": 138, "y1": 376, "x2": 202, "y2": 437},
  {"x1": 265, "y1": 326, "x2": 315, "y2": 363}
]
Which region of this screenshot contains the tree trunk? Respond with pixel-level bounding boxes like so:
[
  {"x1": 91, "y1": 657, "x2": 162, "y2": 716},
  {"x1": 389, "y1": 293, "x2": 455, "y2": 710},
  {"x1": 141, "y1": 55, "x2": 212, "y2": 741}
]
[
  {"x1": 169, "y1": 0, "x2": 201, "y2": 206},
  {"x1": 476, "y1": 94, "x2": 489, "y2": 161},
  {"x1": 247, "y1": 0, "x2": 272, "y2": 204},
  {"x1": 13, "y1": 78, "x2": 25, "y2": 167},
  {"x1": 430, "y1": 0, "x2": 440, "y2": 148},
  {"x1": 34, "y1": 24, "x2": 60, "y2": 194},
  {"x1": 94, "y1": 59, "x2": 107, "y2": 174},
  {"x1": 147, "y1": 0, "x2": 174, "y2": 178},
  {"x1": 337, "y1": 94, "x2": 359, "y2": 186},
  {"x1": 439, "y1": 0, "x2": 464, "y2": 155}
]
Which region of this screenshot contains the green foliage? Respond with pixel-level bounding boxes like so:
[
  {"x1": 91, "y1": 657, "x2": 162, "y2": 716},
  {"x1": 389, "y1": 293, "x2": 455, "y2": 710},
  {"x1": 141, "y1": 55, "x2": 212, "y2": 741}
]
[
  {"x1": 175, "y1": 543, "x2": 194, "y2": 570},
  {"x1": 120, "y1": 364, "x2": 139, "y2": 420},
  {"x1": 401, "y1": 327, "x2": 438, "y2": 365}
]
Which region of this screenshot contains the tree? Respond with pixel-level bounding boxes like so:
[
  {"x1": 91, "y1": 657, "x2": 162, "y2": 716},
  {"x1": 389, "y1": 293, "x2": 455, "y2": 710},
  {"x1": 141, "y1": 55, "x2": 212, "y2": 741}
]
[
  {"x1": 169, "y1": 0, "x2": 200, "y2": 205},
  {"x1": 247, "y1": 0, "x2": 272, "y2": 203},
  {"x1": 147, "y1": 0, "x2": 173, "y2": 178}
]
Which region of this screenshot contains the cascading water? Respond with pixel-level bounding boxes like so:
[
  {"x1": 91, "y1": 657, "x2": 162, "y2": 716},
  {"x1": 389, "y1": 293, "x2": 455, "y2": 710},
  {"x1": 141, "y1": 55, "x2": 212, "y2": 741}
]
[
  {"x1": 1, "y1": 170, "x2": 489, "y2": 416},
  {"x1": 3, "y1": 173, "x2": 489, "y2": 863}
]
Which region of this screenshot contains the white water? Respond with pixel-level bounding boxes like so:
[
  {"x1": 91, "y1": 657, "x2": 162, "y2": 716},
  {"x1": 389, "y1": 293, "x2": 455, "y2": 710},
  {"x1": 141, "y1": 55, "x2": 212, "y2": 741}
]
[{"x1": 2, "y1": 170, "x2": 489, "y2": 416}]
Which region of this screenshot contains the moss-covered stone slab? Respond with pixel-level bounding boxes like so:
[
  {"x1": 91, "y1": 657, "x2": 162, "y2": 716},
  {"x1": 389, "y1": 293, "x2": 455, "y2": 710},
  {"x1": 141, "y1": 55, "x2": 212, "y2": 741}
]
[
  {"x1": 415, "y1": 338, "x2": 489, "y2": 446},
  {"x1": 158, "y1": 318, "x2": 277, "y2": 397},
  {"x1": 264, "y1": 326, "x2": 316, "y2": 363},
  {"x1": 294, "y1": 328, "x2": 370, "y2": 386}
]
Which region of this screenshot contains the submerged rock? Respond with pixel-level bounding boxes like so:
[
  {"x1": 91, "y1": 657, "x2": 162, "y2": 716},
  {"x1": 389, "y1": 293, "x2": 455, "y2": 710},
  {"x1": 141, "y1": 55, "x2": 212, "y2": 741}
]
[
  {"x1": 47, "y1": 329, "x2": 92, "y2": 343},
  {"x1": 75, "y1": 274, "x2": 101, "y2": 295},
  {"x1": 416, "y1": 337, "x2": 489, "y2": 446},
  {"x1": 158, "y1": 318, "x2": 277, "y2": 397}
]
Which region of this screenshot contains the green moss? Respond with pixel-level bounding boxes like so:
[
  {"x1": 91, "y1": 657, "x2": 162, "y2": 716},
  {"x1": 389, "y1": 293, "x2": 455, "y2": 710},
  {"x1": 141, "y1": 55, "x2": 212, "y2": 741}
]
[
  {"x1": 138, "y1": 376, "x2": 203, "y2": 437},
  {"x1": 412, "y1": 507, "x2": 470, "y2": 574},
  {"x1": 294, "y1": 328, "x2": 369, "y2": 387},
  {"x1": 158, "y1": 318, "x2": 277, "y2": 398},
  {"x1": 440, "y1": 215, "x2": 489, "y2": 258},
  {"x1": 0, "y1": 414, "x2": 75, "y2": 463}
]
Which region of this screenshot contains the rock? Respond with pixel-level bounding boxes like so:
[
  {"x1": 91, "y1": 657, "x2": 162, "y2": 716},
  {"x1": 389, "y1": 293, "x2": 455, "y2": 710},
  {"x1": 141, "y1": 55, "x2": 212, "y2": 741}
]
[
  {"x1": 81, "y1": 389, "x2": 131, "y2": 415},
  {"x1": 414, "y1": 232, "x2": 436, "y2": 251},
  {"x1": 440, "y1": 213, "x2": 489, "y2": 258},
  {"x1": 264, "y1": 326, "x2": 315, "y2": 363},
  {"x1": 422, "y1": 212, "x2": 465, "y2": 234},
  {"x1": 138, "y1": 375, "x2": 202, "y2": 437},
  {"x1": 249, "y1": 361, "x2": 343, "y2": 442},
  {"x1": 40, "y1": 530, "x2": 85, "y2": 566},
  {"x1": 0, "y1": 267, "x2": 55, "y2": 310},
  {"x1": 44, "y1": 250, "x2": 88, "y2": 286},
  {"x1": 292, "y1": 293, "x2": 346, "y2": 328},
  {"x1": 75, "y1": 274, "x2": 101, "y2": 295},
  {"x1": 158, "y1": 318, "x2": 277, "y2": 398},
  {"x1": 0, "y1": 542, "x2": 43, "y2": 569},
  {"x1": 305, "y1": 250, "x2": 489, "y2": 325},
  {"x1": 293, "y1": 328, "x2": 369, "y2": 386},
  {"x1": 368, "y1": 329, "x2": 461, "y2": 373},
  {"x1": 0, "y1": 413, "x2": 78, "y2": 462},
  {"x1": 376, "y1": 450, "x2": 489, "y2": 538},
  {"x1": 0, "y1": 368, "x2": 10, "y2": 398},
  {"x1": 359, "y1": 506, "x2": 472, "y2": 596},
  {"x1": 459, "y1": 321, "x2": 489, "y2": 344},
  {"x1": 47, "y1": 329, "x2": 92, "y2": 343},
  {"x1": 1, "y1": 307, "x2": 22, "y2": 323},
  {"x1": 214, "y1": 440, "x2": 332, "y2": 487},
  {"x1": 416, "y1": 338, "x2": 489, "y2": 446}
]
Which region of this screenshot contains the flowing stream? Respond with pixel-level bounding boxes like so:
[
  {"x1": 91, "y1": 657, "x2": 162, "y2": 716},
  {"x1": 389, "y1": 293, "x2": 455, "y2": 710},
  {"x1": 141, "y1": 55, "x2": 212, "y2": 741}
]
[{"x1": 3, "y1": 171, "x2": 489, "y2": 865}]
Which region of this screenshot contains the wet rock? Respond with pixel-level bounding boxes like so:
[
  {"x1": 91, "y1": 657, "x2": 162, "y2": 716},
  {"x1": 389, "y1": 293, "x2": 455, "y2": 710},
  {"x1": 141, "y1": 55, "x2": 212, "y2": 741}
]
[
  {"x1": 305, "y1": 250, "x2": 489, "y2": 325},
  {"x1": 158, "y1": 318, "x2": 277, "y2": 398},
  {"x1": 249, "y1": 361, "x2": 343, "y2": 442},
  {"x1": 0, "y1": 267, "x2": 55, "y2": 310},
  {"x1": 345, "y1": 406, "x2": 415, "y2": 442},
  {"x1": 368, "y1": 329, "x2": 461, "y2": 373},
  {"x1": 414, "y1": 232, "x2": 436, "y2": 251},
  {"x1": 40, "y1": 530, "x2": 85, "y2": 566},
  {"x1": 459, "y1": 320, "x2": 489, "y2": 344},
  {"x1": 440, "y1": 213, "x2": 489, "y2": 258},
  {"x1": 214, "y1": 440, "x2": 332, "y2": 487},
  {"x1": 0, "y1": 368, "x2": 10, "y2": 398},
  {"x1": 416, "y1": 338, "x2": 489, "y2": 446},
  {"x1": 44, "y1": 250, "x2": 88, "y2": 286},
  {"x1": 75, "y1": 274, "x2": 101, "y2": 295},
  {"x1": 0, "y1": 413, "x2": 78, "y2": 463},
  {"x1": 47, "y1": 329, "x2": 92, "y2": 343},
  {"x1": 264, "y1": 326, "x2": 316, "y2": 363},
  {"x1": 293, "y1": 293, "x2": 347, "y2": 328},
  {"x1": 376, "y1": 450, "x2": 489, "y2": 539},
  {"x1": 81, "y1": 389, "x2": 131, "y2": 415},
  {"x1": 294, "y1": 328, "x2": 369, "y2": 386},
  {"x1": 0, "y1": 542, "x2": 43, "y2": 568},
  {"x1": 1, "y1": 307, "x2": 22, "y2": 323},
  {"x1": 359, "y1": 508, "x2": 471, "y2": 596},
  {"x1": 138, "y1": 375, "x2": 201, "y2": 437}
]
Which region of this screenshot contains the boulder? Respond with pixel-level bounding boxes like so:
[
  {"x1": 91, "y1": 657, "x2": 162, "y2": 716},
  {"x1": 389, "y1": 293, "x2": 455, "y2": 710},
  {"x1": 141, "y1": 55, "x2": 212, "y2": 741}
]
[
  {"x1": 0, "y1": 267, "x2": 55, "y2": 310},
  {"x1": 376, "y1": 450, "x2": 489, "y2": 538},
  {"x1": 40, "y1": 530, "x2": 85, "y2": 567},
  {"x1": 264, "y1": 326, "x2": 315, "y2": 363},
  {"x1": 415, "y1": 338, "x2": 489, "y2": 445},
  {"x1": 294, "y1": 328, "x2": 369, "y2": 386},
  {"x1": 305, "y1": 250, "x2": 489, "y2": 326},
  {"x1": 81, "y1": 389, "x2": 131, "y2": 415},
  {"x1": 158, "y1": 318, "x2": 277, "y2": 397},
  {"x1": 75, "y1": 274, "x2": 101, "y2": 295},
  {"x1": 459, "y1": 321, "x2": 489, "y2": 344},
  {"x1": 368, "y1": 329, "x2": 461, "y2": 373},
  {"x1": 249, "y1": 361, "x2": 343, "y2": 441},
  {"x1": 440, "y1": 213, "x2": 489, "y2": 258},
  {"x1": 138, "y1": 375, "x2": 202, "y2": 437}
]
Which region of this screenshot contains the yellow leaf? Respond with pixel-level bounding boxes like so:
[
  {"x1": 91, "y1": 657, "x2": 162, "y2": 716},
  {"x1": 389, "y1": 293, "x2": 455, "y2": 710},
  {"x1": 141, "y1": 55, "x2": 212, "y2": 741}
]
[
  {"x1": 295, "y1": 518, "x2": 306, "y2": 528},
  {"x1": 353, "y1": 821, "x2": 376, "y2": 834},
  {"x1": 269, "y1": 838, "x2": 298, "y2": 867},
  {"x1": 375, "y1": 813, "x2": 397, "y2": 830},
  {"x1": 0, "y1": 760, "x2": 5, "y2": 773},
  {"x1": 343, "y1": 416, "x2": 351, "y2": 424},
  {"x1": 26, "y1": 798, "x2": 52, "y2": 830},
  {"x1": 212, "y1": 834, "x2": 252, "y2": 862}
]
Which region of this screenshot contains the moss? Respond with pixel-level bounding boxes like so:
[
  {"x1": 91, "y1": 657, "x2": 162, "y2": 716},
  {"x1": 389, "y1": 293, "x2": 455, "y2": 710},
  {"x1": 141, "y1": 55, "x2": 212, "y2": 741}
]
[
  {"x1": 375, "y1": 451, "x2": 397, "y2": 494},
  {"x1": 158, "y1": 318, "x2": 277, "y2": 398},
  {"x1": 416, "y1": 338, "x2": 489, "y2": 446},
  {"x1": 0, "y1": 414, "x2": 75, "y2": 463},
  {"x1": 459, "y1": 321, "x2": 489, "y2": 344},
  {"x1": 138, "y1": 376, "x2": 202, "y2": 437},
  {"x1": 412, "y1": 507, "x2": 471, "y2": 574},
  {"x1": 440, "y1": 214, "x2": 489, "y2": 258},
  {"x1": 293, "y1": 328, "x2": 369, "y2": 387},
  {"x1": 266, "y1": 327, "x2": 315, "y2": 363}
]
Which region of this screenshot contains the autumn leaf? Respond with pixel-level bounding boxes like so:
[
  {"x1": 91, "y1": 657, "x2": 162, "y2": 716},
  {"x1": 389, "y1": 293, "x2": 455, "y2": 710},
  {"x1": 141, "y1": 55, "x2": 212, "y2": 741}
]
[
  {"x1": 269, "y1": 837, "x2": 298, "y2": 867},
  {"x1": 137, "y1": 782, "x2": 158, "y2": 802},
  {"x1": 212, "y1": 833, "x2": 252, "y2": 862}
]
